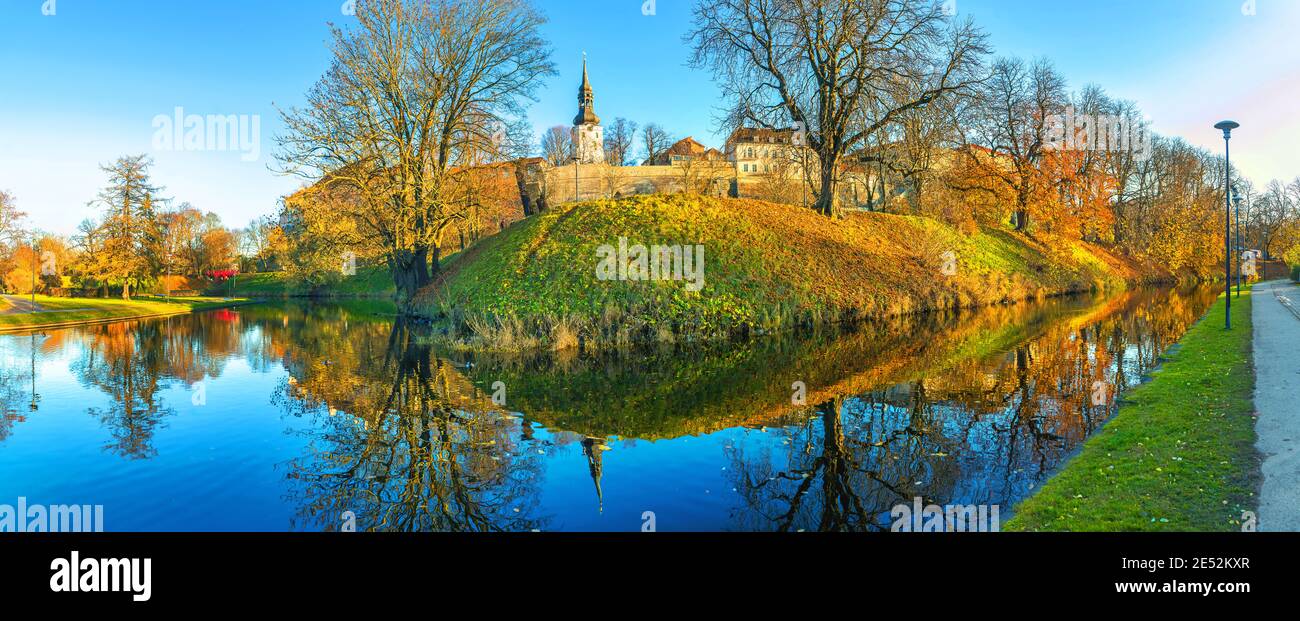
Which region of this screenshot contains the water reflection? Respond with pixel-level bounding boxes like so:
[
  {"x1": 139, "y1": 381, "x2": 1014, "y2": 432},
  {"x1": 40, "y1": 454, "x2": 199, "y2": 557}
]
[{"x1": 0, "y1": 287, "x2": 1219, "y2": 531}]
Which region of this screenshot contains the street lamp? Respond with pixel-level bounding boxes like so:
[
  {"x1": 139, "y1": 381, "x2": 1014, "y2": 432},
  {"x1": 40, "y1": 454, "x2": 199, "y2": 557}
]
[
  {"x1": 1232, "y1": 188, "x2": 1243, "y2": 298},
  {"x1": 1214, "y1": 120, "x2": 1239, "y2": 330},
  {"x1": 29, "y1": 234, "x2": 39, "y2": 307}
]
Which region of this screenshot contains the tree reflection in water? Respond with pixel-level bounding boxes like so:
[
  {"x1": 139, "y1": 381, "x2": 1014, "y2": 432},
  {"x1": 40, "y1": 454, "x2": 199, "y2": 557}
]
[
  {"x1": 68, "y1": 314, "x2": 242, "y2": 458},
  {"x1": 273, "y1": 317, "x2": 548, "y2": 532},
  {"x1": 721, "y1": 286, "x2": 1219, "y2": 531}
]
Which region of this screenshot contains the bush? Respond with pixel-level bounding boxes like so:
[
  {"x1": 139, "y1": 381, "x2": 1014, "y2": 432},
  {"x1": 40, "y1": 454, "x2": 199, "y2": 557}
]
[{"x1": 1291, "y1": 264, "x2": 1299, "y2": 282}]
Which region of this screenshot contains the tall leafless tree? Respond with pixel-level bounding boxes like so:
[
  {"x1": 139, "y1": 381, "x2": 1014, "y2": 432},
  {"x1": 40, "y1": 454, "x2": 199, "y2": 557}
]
[
  {"x1": 540, "y1": 125, "x2": 574, "y2": 166},
  {"x1": 689, "y1": 0, "x2": 988, "y2": 217},
  {"x1": 603, "y1": 117, "x2": 639, "y2": 166},
  {"x1": 640, "y1": 123, "x2": 674, "y2": 165}
]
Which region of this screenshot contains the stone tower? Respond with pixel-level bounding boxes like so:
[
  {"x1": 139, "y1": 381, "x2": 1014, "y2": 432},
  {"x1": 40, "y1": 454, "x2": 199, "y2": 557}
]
[{"x1": 571, "y1": 56, "x2": 605, "y2": 164}]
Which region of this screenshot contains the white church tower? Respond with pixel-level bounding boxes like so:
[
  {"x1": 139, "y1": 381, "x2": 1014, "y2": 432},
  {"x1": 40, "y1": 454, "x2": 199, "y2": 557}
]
[{"x1": 571, "y1": 56, "x2": 605, "y2": 164}]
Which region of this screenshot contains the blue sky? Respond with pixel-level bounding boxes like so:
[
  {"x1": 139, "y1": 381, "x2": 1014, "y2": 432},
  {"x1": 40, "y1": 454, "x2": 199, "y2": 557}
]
[{"x1": 1, "y1": 0, "x2": 1297, "y2": 234}]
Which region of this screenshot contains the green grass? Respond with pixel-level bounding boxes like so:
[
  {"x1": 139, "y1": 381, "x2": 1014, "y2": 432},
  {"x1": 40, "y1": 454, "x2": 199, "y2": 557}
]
[
  {"x1": 0, "y1": 295, "x2": 253, "y2": 331},
  {"x1": 216, "y1": 266, "x2": 397, "y2": 298},
  {"x1": 1006, "y1": 292, "x2": 1259, "y2": 531},
  {"x1": 419, "y1": 194, "x2": 1158, "y2": 351}
]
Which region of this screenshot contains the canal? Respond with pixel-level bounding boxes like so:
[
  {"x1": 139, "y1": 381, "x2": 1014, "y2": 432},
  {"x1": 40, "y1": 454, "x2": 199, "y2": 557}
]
[{"x1": 0, "y1": 285, "x2": 1220, "y2": 531}]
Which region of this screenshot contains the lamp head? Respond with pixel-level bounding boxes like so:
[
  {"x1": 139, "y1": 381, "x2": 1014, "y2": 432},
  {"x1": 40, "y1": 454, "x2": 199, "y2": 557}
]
[{"x1": 1214, "y1": 120, "x2": 1240, "y2": 139}]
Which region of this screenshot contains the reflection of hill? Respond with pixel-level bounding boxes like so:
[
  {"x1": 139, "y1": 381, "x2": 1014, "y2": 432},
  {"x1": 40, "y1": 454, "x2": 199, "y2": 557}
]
[{"x1": 439, "y1": 288, "x2": 1204, "y2": 440}]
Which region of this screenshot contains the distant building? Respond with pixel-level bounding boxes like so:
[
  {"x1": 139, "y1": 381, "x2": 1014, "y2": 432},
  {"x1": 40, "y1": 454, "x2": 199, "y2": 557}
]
[{"x1": 644, "y1": 136, "x2": 726, "y2": 166}]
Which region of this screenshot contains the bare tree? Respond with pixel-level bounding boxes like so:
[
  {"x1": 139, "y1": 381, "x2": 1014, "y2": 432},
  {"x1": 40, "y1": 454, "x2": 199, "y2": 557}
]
[
  {"x1": 540, "y1": 125, "x2": 574, "y2": 166},
  {"x1": 275, "y1": 0, "x2": 555, "y2": 311},
  {"x1": 689, "y1": 0, "x2": 988, "y2": 217},
  {"x1": 640, "y1": 123, "x2": 674, "y2": 165},
  {"x1": 1255, "y1": 179, "x2": 1298, "y2": 259},
  {"x1": 603, "y1": 117, "x2": 639, "y2": 166}
]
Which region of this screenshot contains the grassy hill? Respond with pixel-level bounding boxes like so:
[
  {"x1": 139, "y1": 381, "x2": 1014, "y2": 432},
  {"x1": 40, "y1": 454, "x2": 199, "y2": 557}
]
[{"x1": 417, "y1": 194, "x2": 1164, "y2": 351}]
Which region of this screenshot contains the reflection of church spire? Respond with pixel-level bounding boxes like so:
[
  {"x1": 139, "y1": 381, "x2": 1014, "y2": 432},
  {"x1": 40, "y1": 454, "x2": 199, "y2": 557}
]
[{"x1": 581, "y1": 437, "x2": 607, "y2": 513}]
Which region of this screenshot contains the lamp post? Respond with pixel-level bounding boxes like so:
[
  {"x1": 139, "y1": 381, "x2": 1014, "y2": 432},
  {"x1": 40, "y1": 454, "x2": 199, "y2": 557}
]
[
  {"x1": 29, "y1": 234, "x2": 39, "y2": 307},
  {"x1": 1214, "y1": 120, "x2": 1239, "y2": 330},
  {"x1": 1232, "y1": 189, "x2": 1243, "y2": 298}
]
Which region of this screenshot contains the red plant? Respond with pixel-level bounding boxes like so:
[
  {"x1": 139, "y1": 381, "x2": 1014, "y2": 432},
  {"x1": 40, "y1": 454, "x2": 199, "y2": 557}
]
[{"x1": 205, "y1": 269, "x2": 240, "y2": 282}]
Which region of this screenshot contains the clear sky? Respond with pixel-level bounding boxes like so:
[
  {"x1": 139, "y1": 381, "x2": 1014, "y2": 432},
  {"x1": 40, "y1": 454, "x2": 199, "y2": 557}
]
[{"x1": 1, "y1": 0, "x2": 1297, "y2": 235}]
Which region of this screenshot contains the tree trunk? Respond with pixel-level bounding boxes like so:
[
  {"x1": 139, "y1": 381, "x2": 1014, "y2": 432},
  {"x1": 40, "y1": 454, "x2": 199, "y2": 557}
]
[
  {"x1": 391, "y1": 246, "x2": 432, "y2": 315},
  {"x1": 121, "y1": 281, "x2": 131, "y2": 300},
  {"x1": 815, "y1": 155, "x2": 839, "y2": 217}
]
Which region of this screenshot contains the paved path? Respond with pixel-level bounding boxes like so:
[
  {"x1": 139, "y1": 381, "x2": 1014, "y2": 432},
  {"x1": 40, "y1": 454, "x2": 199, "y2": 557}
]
[
  {"x1": 1253, "y1": 280, "x2": 1300, "y2": 531},
  {"x1": 0, "y1": 294, "x2": 44, "y2": 315}
]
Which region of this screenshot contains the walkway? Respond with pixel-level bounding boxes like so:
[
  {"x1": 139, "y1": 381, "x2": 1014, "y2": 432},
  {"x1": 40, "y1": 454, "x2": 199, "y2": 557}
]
[
  {"x1": 0, "y1": 294, "x2": 44, "y2": 315},
  {"x1": 1253, "y1": 279, "x2": 1300, "y2": 531}
]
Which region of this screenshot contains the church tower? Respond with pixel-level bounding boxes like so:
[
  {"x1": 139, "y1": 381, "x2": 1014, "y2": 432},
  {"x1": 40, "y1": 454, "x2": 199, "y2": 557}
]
[{"x1": 571, "y1": 56, "x2": 605, "y2": 165}]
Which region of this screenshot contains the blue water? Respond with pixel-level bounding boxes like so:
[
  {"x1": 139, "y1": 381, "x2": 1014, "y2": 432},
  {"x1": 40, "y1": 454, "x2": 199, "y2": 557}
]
[{"x1": 0, "y1": 287, "x2": 1219, "y2": 531}]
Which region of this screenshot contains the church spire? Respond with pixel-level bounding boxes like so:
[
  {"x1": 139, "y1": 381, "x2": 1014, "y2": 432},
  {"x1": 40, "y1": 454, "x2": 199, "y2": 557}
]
[{"x1": 574, "y1": 54, "x2": 601, "y2": 126}]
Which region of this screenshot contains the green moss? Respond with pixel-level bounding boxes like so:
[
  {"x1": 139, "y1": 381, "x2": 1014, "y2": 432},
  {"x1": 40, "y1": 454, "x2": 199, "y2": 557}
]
[{"x1": 1006, "y1": 293, "x2": 1259, "y2": 531}]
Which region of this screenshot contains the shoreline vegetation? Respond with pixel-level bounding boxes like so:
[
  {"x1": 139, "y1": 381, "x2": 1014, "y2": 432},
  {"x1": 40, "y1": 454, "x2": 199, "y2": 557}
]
[
  {"x1": 0, "y1": 295, "x2": 255, "y2": 333},
  {"x1": 1007, "y1": 292, "x2": 1259, "y2": 531},
  {"x1": 414, "y1": 194, "x2": 1193, "y2": 353}
]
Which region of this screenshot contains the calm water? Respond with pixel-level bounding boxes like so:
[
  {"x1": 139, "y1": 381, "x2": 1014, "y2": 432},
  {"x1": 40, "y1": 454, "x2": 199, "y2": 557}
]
[{"x1": 0, "y1": 286, "x2": 1219, "y2": 531}]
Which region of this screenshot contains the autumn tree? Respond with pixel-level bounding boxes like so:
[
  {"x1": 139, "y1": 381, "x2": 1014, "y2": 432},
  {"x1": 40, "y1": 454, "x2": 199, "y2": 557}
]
[
  {"x1": 89, "y1": 155, "x2": 165, "y2": 299},
  {"x1": 953, "y1": 57, "x2": 1066, "y2": 232},
  {"x1": 276, "y1": 0, "x2": 555, "y2": 312}
]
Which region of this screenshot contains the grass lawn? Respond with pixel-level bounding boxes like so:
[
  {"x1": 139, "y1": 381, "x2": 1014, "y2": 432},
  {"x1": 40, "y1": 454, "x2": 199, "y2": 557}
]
[
  {"x1": 1006, "y1": 291, "x2": 1259, "y2": 531},
  {"x1": 219, "y1": 266, "x2": 397, "y2": 298},
  {"x1": 0, "y1": 295, "x2": 253, "y2": 332}
]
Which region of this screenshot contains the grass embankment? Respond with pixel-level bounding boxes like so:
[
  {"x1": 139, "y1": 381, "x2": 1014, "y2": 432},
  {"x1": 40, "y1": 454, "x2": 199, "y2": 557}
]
[
  {"x1": 418, "y1": 194, "x2": 1159, "y2": 351},
  {"x1": 216, "y1": 266, "x2": 397, "y2": 298},
  {"x1": 1007, "y1": 293, "x2": 1259, "y2": 531},
  {"x1": 0, "y1": 295, "x2": 253, "y2": 332}
]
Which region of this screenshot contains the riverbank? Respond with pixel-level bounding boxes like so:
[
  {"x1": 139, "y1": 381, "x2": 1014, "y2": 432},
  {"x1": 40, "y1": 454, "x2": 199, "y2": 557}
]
[
  {"x1": 1006, "y1": 292, "x2": 1259, "y2": 531},
  {"x1": 0, "y1": 295, "x2": 255, "y2": 333},
  {"x1": 417, "y1": 194, "x2": 1174, "y2": 352}
]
